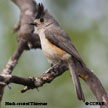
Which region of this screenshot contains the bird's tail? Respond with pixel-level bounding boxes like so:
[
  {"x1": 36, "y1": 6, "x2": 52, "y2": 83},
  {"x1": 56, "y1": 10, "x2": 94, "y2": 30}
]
[{"x1": 68, "y1": 58, "x2": 85, "y2": 102}]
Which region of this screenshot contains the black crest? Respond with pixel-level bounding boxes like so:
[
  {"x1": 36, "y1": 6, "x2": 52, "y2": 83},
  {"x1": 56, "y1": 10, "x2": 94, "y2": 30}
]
[{"x1": 36, "y1": 3, "x2": 45, "y2": 19}]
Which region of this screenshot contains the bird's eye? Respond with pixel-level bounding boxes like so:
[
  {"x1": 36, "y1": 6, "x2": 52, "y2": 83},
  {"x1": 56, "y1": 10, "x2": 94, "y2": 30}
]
[{"x1": 40, "y1": 18, "x2": 44, "y2": 22}]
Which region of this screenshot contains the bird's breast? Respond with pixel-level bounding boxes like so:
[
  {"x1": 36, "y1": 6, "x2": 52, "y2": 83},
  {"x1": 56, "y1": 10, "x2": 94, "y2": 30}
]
[{"x1": 38, "y1": 30, "x2": 71, "y2": 63}]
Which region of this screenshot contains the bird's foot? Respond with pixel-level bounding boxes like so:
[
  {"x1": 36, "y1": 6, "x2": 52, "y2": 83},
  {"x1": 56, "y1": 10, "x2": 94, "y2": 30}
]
[{"x1": 43, "y1": 61, "x2": 61, "y2": 75}]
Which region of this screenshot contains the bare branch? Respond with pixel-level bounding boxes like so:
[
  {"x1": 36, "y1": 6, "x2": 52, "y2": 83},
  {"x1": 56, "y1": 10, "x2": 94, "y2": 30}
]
[
  {"x1": 0, "y1": 0, "x2": 39, "y2": 104},
  {"x1": 0, "y1": 39, "x2": 25, "y2": 102},
  {"x1": 0, "y1": 63, "x2": 67, "y2": 92}
]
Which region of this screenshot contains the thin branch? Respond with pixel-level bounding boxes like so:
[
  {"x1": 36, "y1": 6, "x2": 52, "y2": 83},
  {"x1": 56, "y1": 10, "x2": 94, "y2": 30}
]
[
  {"x1": 0, "y1": 0, "x2": 39, "y2": 105},
  {"x1": 0, "y1": 40, "x2": 25, "y2": 102},
  {"x1": 0, "y1": 63, "x2": 67, "y2": 92}
]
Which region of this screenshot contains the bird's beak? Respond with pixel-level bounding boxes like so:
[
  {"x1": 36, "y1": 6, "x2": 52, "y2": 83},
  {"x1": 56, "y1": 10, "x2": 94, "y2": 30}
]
[
  {"x1": 30, "y1": 19, "x2": 39, "y2": 26},
  {"x1": 30, "y1": 22, "x2": 36, "y2": 26}
]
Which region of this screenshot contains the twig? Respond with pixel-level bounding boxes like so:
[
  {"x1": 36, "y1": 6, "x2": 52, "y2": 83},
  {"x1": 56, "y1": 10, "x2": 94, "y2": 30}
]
[
  {"x1": 0, "y1": 0, "x2": 39, "y2": 105},
  {"x1": 0, "y1": 62, "x2": 67, "y2": 92},
  {"x1": 0, "y1": 39, "x2": 25, "y2": 102}
]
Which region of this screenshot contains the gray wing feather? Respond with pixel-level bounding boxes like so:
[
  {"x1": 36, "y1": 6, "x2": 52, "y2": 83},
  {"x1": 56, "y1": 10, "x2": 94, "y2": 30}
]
[{"x1": 45, "y1": 26, "x2": 83, "y2": 63}]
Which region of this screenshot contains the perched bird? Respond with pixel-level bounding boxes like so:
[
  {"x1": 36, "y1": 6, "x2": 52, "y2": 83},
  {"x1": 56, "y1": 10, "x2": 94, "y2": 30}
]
[{"x1": 30, "y1": 3, "x2": 90, "y2": 102}]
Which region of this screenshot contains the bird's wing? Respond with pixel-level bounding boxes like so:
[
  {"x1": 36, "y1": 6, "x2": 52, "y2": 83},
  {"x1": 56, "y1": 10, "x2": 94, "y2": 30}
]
[{"x1": 45, "y1": 26, "x2": 83, "y2": 63}]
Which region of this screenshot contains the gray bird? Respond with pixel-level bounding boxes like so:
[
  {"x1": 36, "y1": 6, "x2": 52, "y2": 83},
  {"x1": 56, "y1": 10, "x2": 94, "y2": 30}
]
[{"x1": 31, "y1": 3, "x2": 89, "y2": 102}]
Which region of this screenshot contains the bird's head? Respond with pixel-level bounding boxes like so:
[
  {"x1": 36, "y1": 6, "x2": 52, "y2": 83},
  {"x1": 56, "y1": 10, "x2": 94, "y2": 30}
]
[{"x1": 30, "y1": 3, "x2": 55, "y2": 29}]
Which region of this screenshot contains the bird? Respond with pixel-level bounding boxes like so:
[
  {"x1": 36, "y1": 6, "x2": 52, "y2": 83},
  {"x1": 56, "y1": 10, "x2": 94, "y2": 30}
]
[{"x1": 30, "y1": 3, "x2": 89, "y2": 102}]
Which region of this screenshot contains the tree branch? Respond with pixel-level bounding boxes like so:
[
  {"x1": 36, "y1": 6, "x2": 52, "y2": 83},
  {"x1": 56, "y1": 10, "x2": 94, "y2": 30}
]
[
  {"x1": 0, "y1": 0, "x2": 40, "y2": 105},
  {"x1": 0, "y1": 63, "x2": 67, "y2": 92},
  {"x1": 0, "y1": 40, "x2": 25, "y2": 102}
]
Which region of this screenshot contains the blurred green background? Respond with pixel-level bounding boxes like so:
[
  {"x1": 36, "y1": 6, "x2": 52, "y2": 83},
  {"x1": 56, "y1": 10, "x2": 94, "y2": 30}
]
[{"x1": 0, "y1": 0, "x2": 108, "y2": 108}]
